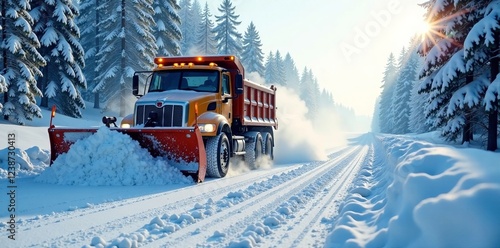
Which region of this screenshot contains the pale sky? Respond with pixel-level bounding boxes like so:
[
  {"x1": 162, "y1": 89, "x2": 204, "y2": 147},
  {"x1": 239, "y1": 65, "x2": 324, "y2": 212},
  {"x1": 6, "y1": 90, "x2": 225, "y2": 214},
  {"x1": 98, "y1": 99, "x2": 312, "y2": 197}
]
[{"x1": 208, "y1": 0, "x2": 427, "y2": 117}]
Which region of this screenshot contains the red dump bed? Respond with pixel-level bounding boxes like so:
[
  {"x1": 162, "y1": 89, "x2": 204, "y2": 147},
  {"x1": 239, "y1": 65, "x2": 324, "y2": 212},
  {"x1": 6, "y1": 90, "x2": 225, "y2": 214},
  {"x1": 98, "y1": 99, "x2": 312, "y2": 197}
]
[{"x1": 233, "y1": 80, "x2": 277, "y2": 129}]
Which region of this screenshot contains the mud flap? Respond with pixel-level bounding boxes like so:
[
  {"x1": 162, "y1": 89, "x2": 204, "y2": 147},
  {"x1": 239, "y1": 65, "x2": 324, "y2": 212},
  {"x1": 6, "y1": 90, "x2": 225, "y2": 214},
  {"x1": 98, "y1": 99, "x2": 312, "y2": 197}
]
[{"x1": 48, "y1": 127, "x2": 207, "y2": 183}]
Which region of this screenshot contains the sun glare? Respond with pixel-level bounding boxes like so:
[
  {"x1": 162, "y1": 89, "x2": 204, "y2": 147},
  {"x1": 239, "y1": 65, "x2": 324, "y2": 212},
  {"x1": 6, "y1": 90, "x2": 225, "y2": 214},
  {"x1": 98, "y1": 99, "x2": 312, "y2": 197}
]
[{"x1": 417, "y1": 20, "x2": 431, "y2": 35}]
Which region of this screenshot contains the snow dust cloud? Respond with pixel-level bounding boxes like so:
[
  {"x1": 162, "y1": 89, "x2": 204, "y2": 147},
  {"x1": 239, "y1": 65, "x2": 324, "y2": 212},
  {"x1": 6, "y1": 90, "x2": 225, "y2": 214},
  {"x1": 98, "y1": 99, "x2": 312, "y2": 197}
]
[
  {"x1": 247, "y1": 72, "x2": 348, "y2": 165},
  {"x1": 273, "y1": 87, "x2": 347, "y2": 164},
  {"x1": 226, "y1": 156, "x2": 273, "y2": 177}
]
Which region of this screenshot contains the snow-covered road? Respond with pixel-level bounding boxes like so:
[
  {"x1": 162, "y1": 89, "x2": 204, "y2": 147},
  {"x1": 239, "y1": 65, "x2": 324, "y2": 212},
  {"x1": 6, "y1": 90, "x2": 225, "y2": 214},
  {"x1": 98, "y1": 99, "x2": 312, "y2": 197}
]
[
  {"x1": 3, "y1": 129, "x2": 500, "y2": 247},
  {"x1": 3, "y1": 134, "x2": 374, "y2": 248}
]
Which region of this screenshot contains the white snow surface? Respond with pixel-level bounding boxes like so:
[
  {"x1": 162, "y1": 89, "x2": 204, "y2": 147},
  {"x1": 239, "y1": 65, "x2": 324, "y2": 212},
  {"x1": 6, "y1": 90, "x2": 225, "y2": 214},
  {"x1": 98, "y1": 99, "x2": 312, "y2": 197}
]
[{"x1": 0, "y1": 106, "x2": 499, "y2": 247}]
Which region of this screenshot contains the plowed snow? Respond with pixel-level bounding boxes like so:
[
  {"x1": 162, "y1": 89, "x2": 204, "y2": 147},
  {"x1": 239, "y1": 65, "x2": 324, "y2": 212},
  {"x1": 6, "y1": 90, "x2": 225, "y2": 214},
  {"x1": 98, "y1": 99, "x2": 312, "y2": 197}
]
[{"x1": 36, "y1": 127, "x2": 192, "y2": 186}]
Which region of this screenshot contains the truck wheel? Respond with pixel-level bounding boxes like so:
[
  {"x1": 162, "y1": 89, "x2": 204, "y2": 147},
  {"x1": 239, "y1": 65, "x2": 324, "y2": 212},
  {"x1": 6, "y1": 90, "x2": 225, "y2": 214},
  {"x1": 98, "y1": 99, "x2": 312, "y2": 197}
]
[
  {"x1": 206, "y1": 133, "x2": 230, "y2": 178},
  {"x1": 263, "y1": 132, "x2": 274, "y2": 160},
  {"x1": 244, "y1": 132, "x2": 263, "y2": 169}
]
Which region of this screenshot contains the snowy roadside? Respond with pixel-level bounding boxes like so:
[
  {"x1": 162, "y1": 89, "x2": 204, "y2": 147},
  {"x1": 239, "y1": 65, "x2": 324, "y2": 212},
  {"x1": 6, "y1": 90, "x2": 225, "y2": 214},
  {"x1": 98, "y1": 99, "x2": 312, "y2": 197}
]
[{"x1": 325, "y1": 133, "x2": 500, "y2": 247}]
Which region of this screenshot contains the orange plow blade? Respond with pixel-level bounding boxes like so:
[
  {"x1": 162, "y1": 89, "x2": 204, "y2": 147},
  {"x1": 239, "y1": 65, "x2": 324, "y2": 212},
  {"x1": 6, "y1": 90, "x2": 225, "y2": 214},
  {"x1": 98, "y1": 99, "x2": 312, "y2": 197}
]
[{"x1": 48, "y1": 127, "x2": 207, "y2": 182}]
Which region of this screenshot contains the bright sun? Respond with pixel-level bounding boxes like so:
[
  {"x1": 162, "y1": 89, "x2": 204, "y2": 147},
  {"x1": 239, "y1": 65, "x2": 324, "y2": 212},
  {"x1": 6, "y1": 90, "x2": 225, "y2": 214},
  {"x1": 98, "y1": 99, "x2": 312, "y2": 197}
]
[{"x1": 417, "y1": 20, "x2": 432, "y2": 35}]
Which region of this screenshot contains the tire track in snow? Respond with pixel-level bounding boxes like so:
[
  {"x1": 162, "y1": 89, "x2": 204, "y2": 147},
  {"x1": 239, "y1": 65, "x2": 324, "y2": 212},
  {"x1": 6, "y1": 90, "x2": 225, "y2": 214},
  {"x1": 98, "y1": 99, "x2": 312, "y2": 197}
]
[
  {"x1": 14, "y1": 163, "x2": 303, "y2": 247},
  {"x1": 224, "y1": 135, "x2": 372, "y2": 247},
  {"x1": 135, "y1": 145, "x2": 364, "y2": 247},
  {"x1": 289, "y1": 140, "x2": 373, "y2": 247}
]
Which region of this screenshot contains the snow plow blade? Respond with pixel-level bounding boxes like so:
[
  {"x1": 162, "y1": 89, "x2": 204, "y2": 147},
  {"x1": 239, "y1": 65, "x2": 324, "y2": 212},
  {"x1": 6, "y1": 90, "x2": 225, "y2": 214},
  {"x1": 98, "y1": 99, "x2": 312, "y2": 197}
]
[{"x1": 48, "y1": 127, "x2": 207, "y2": 183}]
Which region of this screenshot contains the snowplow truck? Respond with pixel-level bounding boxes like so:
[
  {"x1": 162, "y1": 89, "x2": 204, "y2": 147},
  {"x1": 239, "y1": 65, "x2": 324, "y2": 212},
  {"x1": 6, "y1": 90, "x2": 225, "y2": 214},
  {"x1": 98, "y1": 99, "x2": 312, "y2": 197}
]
[{"x1": 48, "y1": 55, "x2": 278, "y2": 182}]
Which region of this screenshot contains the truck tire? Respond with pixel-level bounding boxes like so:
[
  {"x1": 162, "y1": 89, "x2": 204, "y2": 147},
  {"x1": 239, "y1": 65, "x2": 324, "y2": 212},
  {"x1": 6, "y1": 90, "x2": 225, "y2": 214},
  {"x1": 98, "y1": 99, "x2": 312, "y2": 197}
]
[
  {"x1": 244, "y1": 132, "x2": 263, "y2": 169},
  {"x1": 263, "y1": 132, "x2": 274, "y2": 160},
  {"x1": 206, "y1": 133, "x2": 230, "y2": 178}
]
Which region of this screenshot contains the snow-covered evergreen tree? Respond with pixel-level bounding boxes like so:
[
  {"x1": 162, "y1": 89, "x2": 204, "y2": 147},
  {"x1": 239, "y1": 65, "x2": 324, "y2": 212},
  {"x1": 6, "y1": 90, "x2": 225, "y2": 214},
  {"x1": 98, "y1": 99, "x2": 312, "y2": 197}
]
[
  {"x1": 408, "y1": 41, "x2": 429, "y2": 134},
  {"x1": 264, "y1": 51, "x2": 277, "y2": 84},
  {"x1": 240, "y1": 22, "x2": 265, "y2": 77},
  {"x1": 300, "y1": 67, "x2": 320, "y2": 119},
  {"x1": 378, "y1": 53, "x2": 397, "y2": 133},
  {"x1": 319, "y1": 89, "x2": 335, "y2": 108},
  {"x1": 393, "y1": 44, "x2": 419, "y2": 134},
  {"x1": 274, "y1": 50, "x2": 286, "y2": 85},
  {"x1": 31, "y1": 0, "x2": 86, "y2": 118},
  {"x1": 282, "y1": 53, "x2": 301, "y2": 92},
  {"x1": 214, "y1": 0, "x2": 242, "y2": 56},
  {"x1": 419, "y1": 0, "x2": 488, "y2": 143},
  {"x1": 93, "y1": 0, "x2": 157, "y2": 116},
  {"x1": 153, "y1": 0, "x2": 181, "y2": 56},
  {"x1": 194, "y1": 2, "x2": 217, "y2": 55},
  {"x1": 274, "y1": 50, "x2": 286, "y2": 86},
  {"x1": 389, "y1": 47, "x2": 407, "y2": 133},
  {"x1": 409, "y1": 75, "x2": 431, "y2": 133},
  {"x1": 463, "y1": 0, "x2": 500, "y2": 150},
  {"x1": 190, "y1": 0, "x2": 202, "y2": 44},
  {"x1": 76, "y1": 0, "x2": 105, "y2": 108},
  {"x1": 0, "y1": 0, "x2": 46, "y2": 124},
  {"x1": 178, "y1": 0, "x2": 194, "y2": 55}
]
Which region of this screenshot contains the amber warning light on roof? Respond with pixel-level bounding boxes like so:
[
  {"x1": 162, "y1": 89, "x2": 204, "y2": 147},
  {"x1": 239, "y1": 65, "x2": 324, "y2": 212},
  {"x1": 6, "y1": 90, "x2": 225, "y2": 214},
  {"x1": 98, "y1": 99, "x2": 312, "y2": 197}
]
[{"x1": 154, "y1": 55, "x2": 235, "y2": 66}]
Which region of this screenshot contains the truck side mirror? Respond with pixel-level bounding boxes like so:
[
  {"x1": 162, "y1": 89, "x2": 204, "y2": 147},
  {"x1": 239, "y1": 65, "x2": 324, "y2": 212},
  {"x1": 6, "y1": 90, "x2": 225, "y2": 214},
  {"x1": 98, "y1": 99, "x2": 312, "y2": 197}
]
[
  {"x1": 132, "y1": 75, "x2": 140, "y2": 96},
  {"x1": 235, "y1": 74, "x2": 243, "y2": 95}
]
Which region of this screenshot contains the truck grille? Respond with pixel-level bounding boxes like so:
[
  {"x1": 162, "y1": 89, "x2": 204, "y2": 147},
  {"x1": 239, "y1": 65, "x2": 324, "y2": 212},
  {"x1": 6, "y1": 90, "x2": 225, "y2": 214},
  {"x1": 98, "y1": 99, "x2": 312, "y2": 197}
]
[{"x1": 135, "y1": 104, "x2": 185, "y2": 127}]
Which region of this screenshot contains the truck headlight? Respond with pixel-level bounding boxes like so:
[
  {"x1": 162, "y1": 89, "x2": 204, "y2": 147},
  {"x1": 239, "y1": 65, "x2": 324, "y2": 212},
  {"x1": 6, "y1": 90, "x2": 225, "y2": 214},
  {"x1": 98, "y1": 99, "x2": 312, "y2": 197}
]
[
  {"x1": 121, "y1": 123, "x2": 131, "y2": 128},
  {"x1": 198, "y1": 123, "x2": 216, "y2": 133}
]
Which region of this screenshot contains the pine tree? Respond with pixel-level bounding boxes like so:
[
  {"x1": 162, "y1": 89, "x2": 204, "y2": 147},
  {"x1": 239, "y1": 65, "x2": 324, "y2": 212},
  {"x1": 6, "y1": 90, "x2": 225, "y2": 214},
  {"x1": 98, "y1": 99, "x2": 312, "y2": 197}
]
[
  {"x1": 190, "y1": 0, "x2": 202, "y2": 45},
  {"x1": 77, "y1": 0, "x2": 106, "y2": 109},
  {"x1": 463, "y1": 0, "x2": 500, "y2": 150},
  {"x1": 178, "y1": 0, "x2": 193, "y2": 55},
  {"x1": 409, "y1": 71, "x2": 431, "y2": 133},
  {"x1": 194, "y1": 2, "x2": 217, "y2": 55},
  {"x1": 389, "y1": 47, "x2": 407, "y2": 133},
  {"x1": 419, "y1": 0, "x2": 486, "y2": 143},
  {"x1": 240, "y1": 22, "x2": 265, "y2": 76},
  {"x1": 264, "y1": 51, "x2": 277, "y2": 84},
  {"x1": 31, "y1": 0, "x2": 86, "y2": 118},
  {"x1": 378, "y1": 53, "x2": 397, "y2": 133},
  {"x1": 300, "y1": 68, "x2": 320, "y2": 119},
  {"x1": 408, "y1": 44, "x2": 429, "y2": 134},
  {"x1": 153, "y1": 0, "x2": 182, "y2": 56},
  {"x1": 1, "y1": 0, "x2": 46, "y2": 124},
  {"x1": 274, "y1": 50, "x2": 286, "y2": 86},
  {"x1": 93, "y1": 0, "x2": 157, "y2": 117},
  {"x1": 282, "y1": 53, "x2": 301, "y2": 92},
  {"x1": 393, "y1": 44, "x2": 419, "y2": 134},
  {"x1": 319, "y1": 89, "x2": 335, "y2": 108},
  {"x1": 214, "y1": 0, "x2": 242, "y2": 56}
]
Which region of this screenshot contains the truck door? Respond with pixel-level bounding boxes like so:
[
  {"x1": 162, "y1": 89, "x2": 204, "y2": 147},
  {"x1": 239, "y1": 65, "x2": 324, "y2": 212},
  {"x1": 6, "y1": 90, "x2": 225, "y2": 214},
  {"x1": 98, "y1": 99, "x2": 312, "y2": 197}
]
[{"x1": 221, "y1": 72, "x2": 232, "y2": 125}]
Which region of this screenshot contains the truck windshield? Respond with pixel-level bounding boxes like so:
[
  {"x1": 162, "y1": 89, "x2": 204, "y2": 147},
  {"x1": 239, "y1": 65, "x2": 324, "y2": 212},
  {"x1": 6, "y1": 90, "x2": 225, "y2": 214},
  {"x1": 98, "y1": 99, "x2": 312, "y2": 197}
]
[{"x1": 148, "y1": 70, "x2": 220, "y2": 93}]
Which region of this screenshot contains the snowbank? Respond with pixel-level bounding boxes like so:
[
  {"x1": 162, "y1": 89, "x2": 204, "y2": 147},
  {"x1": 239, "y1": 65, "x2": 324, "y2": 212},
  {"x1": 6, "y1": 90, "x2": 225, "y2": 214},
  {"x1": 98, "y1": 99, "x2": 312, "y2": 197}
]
[
  {"x1": 35, "y1": 127, "x2": 192, "y2": 186},
  {"x1": 325, "y1": 134, "x2": 500, "y2": 247},
  {"x1": 0, "y1": 146, "x2": 50, "y2": 179}
]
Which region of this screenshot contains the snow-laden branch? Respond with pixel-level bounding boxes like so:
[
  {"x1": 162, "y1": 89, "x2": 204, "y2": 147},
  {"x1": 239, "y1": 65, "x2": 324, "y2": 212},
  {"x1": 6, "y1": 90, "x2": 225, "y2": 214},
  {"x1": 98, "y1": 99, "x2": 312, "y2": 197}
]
[
  {"x1": 447, "y1": 75, "x2": 489, "y2": 115},
  {"x1": 484, "y1": 73, "x2": 500, "y2": 110}
]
